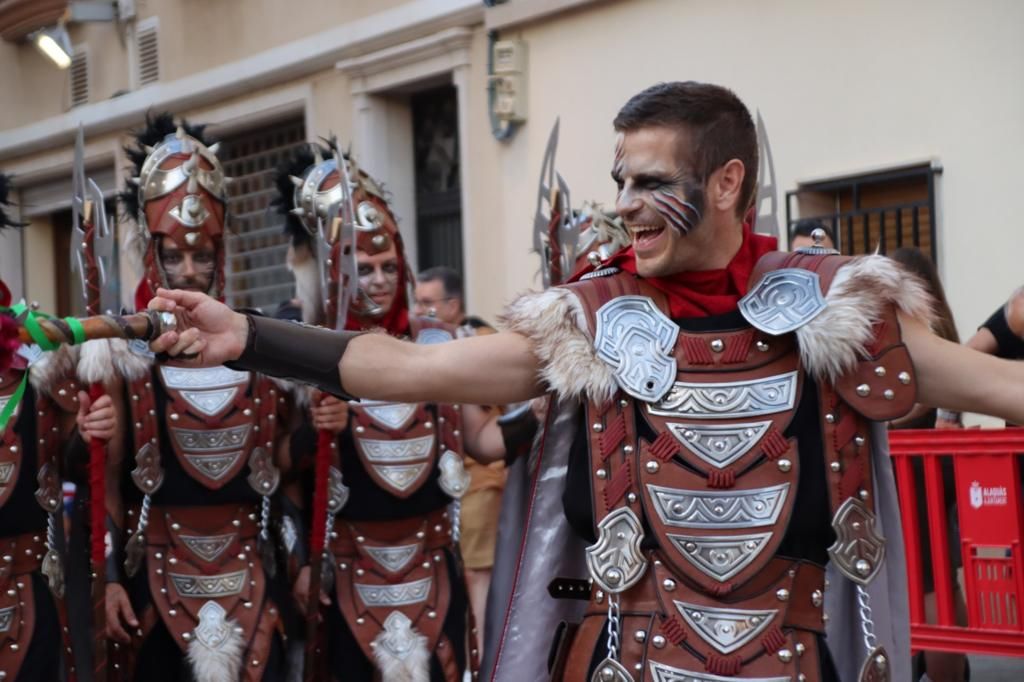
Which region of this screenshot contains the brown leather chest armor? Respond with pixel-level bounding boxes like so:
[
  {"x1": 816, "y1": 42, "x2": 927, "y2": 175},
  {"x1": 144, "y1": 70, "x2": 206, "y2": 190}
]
[
  {"x1": 556, "y1": 256, "x2": 915, "y2": 682},
  {"x1": 127, "y1": 364, "x2": 281, "y2": 495},
  {"x1": 348, "y1": 399, "x2": 466, "y2": 500}
]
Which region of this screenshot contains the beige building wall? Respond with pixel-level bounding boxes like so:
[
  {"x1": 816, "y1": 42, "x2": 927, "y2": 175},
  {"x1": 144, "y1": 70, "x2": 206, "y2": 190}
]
[{"x1": 0, "y1": 0, "x2": 1020, "y2": 342}]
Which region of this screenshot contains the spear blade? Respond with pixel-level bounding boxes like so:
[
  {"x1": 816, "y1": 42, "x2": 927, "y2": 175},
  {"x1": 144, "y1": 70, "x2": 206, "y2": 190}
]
[
  {"x1": 753, "y1": 110, "x2": 780, "y2": 240},
  {"x1": 533, "y1": 119, "x2": 560, "y2": 288}
]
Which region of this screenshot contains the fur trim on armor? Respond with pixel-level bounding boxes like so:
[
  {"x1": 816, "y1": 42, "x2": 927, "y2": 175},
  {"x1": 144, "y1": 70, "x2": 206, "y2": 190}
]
[
  {"x1": 122, "y1": 221, "x2": 149, "y2": 280},
  {"x1": 498, "y1": 288, "x2": 617, "y2": 405},
  {"x1": 77, "y1": 339, "x2": 151, "y2": 385},
  {"x1": 500, "y1": 255, "x2": 935, "y2": 403},
  {"x1": 796, "y1": 255, "x2": 935, "y2": 383},
  {"x1": 185, "y1": 619, "x2": 245, "y2": 682},
  {"x1": 288, "y1": 242, "x2": 322, "y2": 325},
  {"x1": 371, "y1": 621, "x2": 430, "y2": 682},
  {"x1": 28, "y1": 345, "x2": 78, "y2": 394}
]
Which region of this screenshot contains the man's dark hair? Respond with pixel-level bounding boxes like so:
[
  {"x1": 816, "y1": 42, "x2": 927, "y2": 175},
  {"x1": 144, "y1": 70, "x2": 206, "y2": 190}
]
[
  {"x1": 417, "y1": 266, "x2": 463, "y2": 300},
  {"x1": 791, "y1": 218, "x2": 835, "y2": 244},
  {"x1": 613, "y1": 81, "x2": 758, "y2": 217}
]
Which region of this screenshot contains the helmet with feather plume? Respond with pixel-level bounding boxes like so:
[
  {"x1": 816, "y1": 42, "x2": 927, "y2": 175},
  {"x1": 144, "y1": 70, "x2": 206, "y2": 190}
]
[
  {"x1": 121, "y1": 112, "x2": 228, "y2": 309},
  {"x1": 272, "y1": 139, "x2": 411, "y2": 327}
]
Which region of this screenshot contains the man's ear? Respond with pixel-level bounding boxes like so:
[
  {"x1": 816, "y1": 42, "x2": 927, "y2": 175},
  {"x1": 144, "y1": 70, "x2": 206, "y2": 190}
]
[{"x1": 707, "y1": 158, "x2": 746, "y2": 214}]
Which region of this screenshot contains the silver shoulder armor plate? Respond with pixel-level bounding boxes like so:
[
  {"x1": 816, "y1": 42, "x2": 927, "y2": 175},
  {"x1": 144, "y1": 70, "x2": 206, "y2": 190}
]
[
  {"x1": 594, "y1": 295, "x2": 679, "y2": 403},
  {"x1": 738, "y1": 268, "x2": 827, "y2": 336}
]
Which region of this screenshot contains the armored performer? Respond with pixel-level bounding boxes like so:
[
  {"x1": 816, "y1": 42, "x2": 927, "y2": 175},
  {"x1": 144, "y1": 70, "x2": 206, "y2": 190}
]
[
  {"x1": 101, "y1": 114, "x2": 292, "y2": 682},
  {"x1": 272, "y1": 141, "x2": 503, "y2": 682},
  {"x1": 146, "y1": 82, "x2": 1024, "y2": 682},
  {"x1": 0, "y1": 174, "x2": 118, "y2": 680}
]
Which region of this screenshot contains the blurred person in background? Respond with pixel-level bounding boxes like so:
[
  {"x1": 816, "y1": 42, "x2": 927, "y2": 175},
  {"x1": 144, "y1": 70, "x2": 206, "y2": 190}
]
[
  {"x1": 966, "y1": 285, "x2": 1024, "y2": 361},
  {"x1": 415, "y1": 266, "x2": 506, "y2": 655},
  {"x1": 789, "y1": 217, "x2": 836, "y2": 251}
]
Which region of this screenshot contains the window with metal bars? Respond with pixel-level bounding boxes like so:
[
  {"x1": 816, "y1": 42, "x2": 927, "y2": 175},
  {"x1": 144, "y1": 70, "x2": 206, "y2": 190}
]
[
  {"x1": 219, "y1": 118, "x2": 307, "y2": 312},
  {"x1": 412, "y1": 85, "x2": 464, "y2": 277},
  {"x1": 786, "y1": 164, "x2": 941, "y2": 260}
]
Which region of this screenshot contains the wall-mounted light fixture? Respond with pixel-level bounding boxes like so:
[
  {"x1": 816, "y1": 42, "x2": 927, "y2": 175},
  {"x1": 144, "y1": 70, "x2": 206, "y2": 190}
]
[
  {"x1": 25, "y1": 2, "x2": 118, "y2": 70},
  {"x1": 31, "y1": 23, "x2": 73, "y2": 69}
]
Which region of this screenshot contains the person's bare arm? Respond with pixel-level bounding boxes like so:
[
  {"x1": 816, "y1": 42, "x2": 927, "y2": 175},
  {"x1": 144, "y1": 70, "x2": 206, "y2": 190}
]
[
  {"x1": 461, "y1": 406, "x2": 505, "y2": 464},
  {"x1": 147, "y1": 288, "x2": 545, "y2": 406},
  {"x1": 965, "y1": 327, "x2": 999, "y2": 355},
  {"x1": 902, "y1": 313, "x2": 1024, "y2": 423},
  {"x1": 341, "y1": 332, "x2": 544, "y2": 405}
]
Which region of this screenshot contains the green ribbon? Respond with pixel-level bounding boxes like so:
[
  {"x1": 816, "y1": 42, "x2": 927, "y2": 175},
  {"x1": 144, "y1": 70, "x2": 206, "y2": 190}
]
[
  {"x1": 0, "y1": 303, "x2": 88, "y2": 434},
  {"x1": 0, "y1": 373, "x2": 27, "y2": 435}
]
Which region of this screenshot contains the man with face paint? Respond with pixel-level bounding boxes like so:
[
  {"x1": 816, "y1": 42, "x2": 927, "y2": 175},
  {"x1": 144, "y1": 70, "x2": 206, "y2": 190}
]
[
  {"x1": 271, "y1": 142, "x2": 503, "y2": 682},
  {"x1": 148, "y1": 82, "x2": 1024, "y2": 682},
  {"x1": 100, "y1": 114, "x2": 292, "y2": 682}
]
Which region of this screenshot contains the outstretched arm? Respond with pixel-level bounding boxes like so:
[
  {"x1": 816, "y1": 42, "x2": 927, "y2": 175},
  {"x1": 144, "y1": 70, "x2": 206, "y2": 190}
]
[
  {"x1": 902, "y1": 312, "x2": 1024, "y2": 423},
  {"x1": 148, "y1": 288, "x2": 545, "y2": 406},
  {"x1": 341, "y1": 331, "x2": 543, "y2": 405}
]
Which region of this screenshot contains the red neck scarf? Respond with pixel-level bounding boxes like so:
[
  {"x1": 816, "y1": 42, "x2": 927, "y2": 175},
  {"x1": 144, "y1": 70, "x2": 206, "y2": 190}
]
[{"x1": 588, "y1": 225, "x2": 777, "y2": 319}]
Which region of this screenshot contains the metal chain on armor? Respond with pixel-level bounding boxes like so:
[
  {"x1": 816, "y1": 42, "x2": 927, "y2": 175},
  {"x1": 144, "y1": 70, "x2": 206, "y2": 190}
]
[
  {"x1": 449, "y1": 500, "x2": 461, "y2": 544},
  {"x1": 46, "y1": 511, "x2": 58, "y2": 559},
  {"x1": 136, "y1": 493, "x2": 152, "y2": 540},
  {"x1": 606, "y1": 593, "x2": 622, "y2": 662},
  {"x1": 259, "y1": 495, "x2": 272, "y2": 543},
  {"x1": 856, "y1": 585, "x2": 879, "y2": 653}
]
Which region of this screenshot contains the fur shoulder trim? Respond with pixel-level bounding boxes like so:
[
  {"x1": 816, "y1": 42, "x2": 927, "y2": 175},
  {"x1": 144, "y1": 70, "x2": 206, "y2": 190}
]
[
  {"x1": 498, "y1": 288, "x2": 616, "y2": 404},
  {"x1": 28, "y1": 345, "x2": 78, "y2": 394},
  {"x1": 77, "y1": 339, "x2": 151, "y2": 384},
  {"x1": 796, "y1": 255, "x2": 935, "y2": 382}
]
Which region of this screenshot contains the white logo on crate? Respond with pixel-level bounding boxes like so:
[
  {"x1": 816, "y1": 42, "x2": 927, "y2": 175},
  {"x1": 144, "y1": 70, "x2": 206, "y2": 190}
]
[{"x1": 969, "y1": 480, "x2": 1007, "y2": 509}]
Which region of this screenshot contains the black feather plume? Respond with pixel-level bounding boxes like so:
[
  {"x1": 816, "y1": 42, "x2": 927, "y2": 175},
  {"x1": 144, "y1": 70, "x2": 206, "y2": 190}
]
[
  {"x1": 271, "y1": 138, "x2": 341, "y2": 248},
  {"x1": 0, "y1": 174, "x2": 26, "y2": 231}
]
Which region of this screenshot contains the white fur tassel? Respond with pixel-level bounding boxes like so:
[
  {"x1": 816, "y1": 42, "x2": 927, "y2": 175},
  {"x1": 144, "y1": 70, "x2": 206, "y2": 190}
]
[
  {"x1": 499, "y1": 256, "x2": 936, "y2": 402},
  {"x1": 122, "y1": 224, "x2": 150, "y2": 277},
  {"x1": 795, "y1": 255, "x2": 935, "y2": 383},
  {"x1": 371, "y1": 623, "x2": 430, "y2": 682},
  {"x1": 498, "y1": 288, "x2": 617, "y2": 405},
  {"x1": 76, "y1": 339, "x2": 151, "y2": 385},
  {"x1": 28, "y1": 345, "x2": 78, "y2": 394},
  {"x1": 186, "y1": 619, "x2": 246, "y2": 682},
  {"x1": 288, "y1": 243, "x2": 322, "y2": 325}
]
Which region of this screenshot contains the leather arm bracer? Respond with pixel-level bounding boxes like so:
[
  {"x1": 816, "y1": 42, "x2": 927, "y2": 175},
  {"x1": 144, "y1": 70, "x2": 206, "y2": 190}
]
[{"x1": 226, "y1": 314, "x2": 361, "y2": 399}]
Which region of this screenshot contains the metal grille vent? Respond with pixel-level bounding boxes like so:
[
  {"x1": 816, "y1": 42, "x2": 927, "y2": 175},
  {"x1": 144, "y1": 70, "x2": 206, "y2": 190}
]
[
  {"x1": 69, "y1": 49, "x2": 89, "y2": 107},
  {"x1": 220, "y1": 118, "x2": 307, "y2": 312},
  {"x1": 136, "y1": 22, "x2": 159, "y2": 85}
]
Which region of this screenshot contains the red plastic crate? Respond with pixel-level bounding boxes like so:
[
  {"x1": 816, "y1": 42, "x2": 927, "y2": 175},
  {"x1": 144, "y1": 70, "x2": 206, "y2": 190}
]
[{"x1": 889, "y1": 428, "x2": 1024, "y2": 657}]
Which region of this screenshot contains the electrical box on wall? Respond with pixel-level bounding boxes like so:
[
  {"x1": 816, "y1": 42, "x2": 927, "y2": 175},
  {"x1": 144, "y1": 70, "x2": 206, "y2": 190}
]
[
  {"x1": 489, "y1": 40, "x2": 527, "y2": 123},
  {"x1": 117, "y1": 0, "x2": 137, "y2": 20}
]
